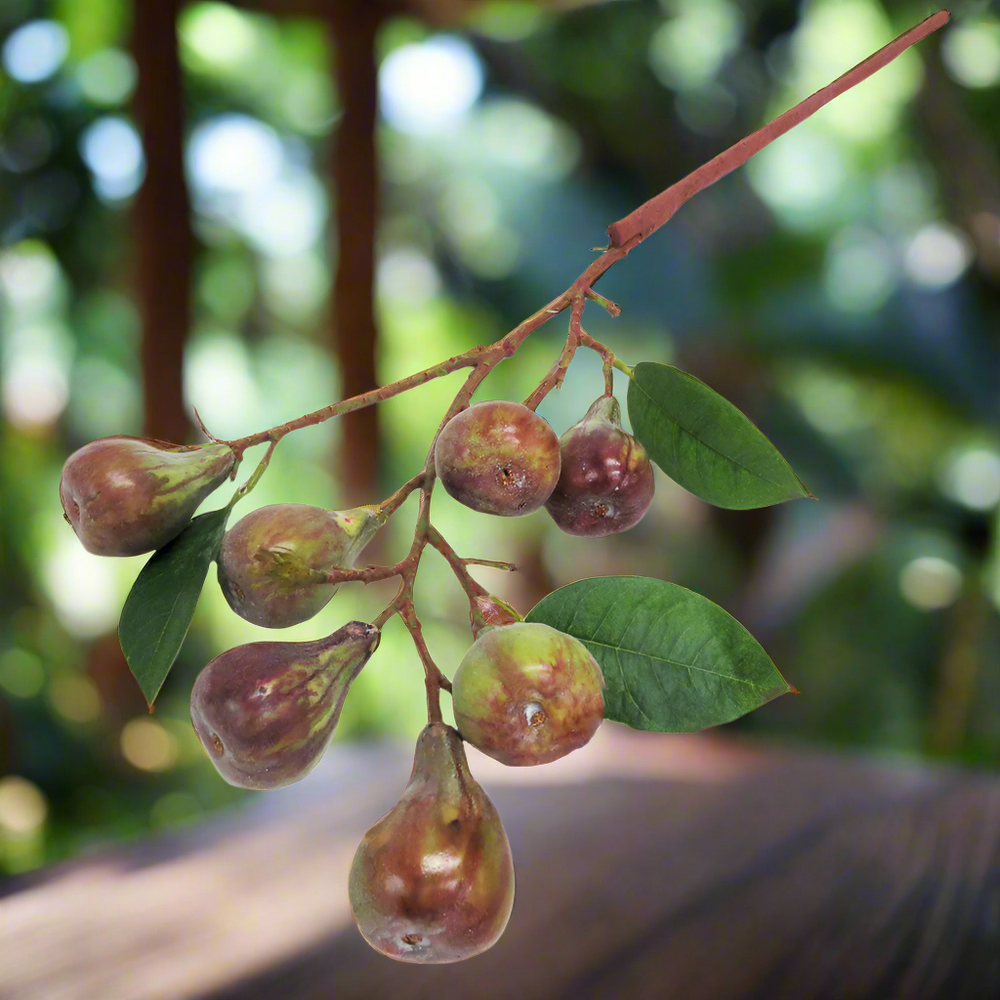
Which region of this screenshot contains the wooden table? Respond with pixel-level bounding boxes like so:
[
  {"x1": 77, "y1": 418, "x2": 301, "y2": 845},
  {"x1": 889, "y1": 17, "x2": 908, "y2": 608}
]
[{"x1": 2, "y1": 727, "x2": 999, "y2": 1000}]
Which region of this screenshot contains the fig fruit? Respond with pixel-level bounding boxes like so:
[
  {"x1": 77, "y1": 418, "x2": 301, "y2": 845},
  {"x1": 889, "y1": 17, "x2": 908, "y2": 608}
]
[
  {"x1": 190, "y1": 620, "x2": 380, "y2": 790},
  {"x1": 59, "y1": 436, "x2": 235, "y2": 557},
  {"x1": 217, "y1": 503, "x2": 386, "y2": 628},
  {"x1": 434, "y1": 400, "x2": 560, "y2": 516},
  {"x1": 349, "y1": 722, "x2": 515, "y2": 963},
  {"x1": 544, "y1": 395, "x2": 654, "y2": 536},
  {"x1": 452, "y1": 621, "x2": 604, "y2": 766}
]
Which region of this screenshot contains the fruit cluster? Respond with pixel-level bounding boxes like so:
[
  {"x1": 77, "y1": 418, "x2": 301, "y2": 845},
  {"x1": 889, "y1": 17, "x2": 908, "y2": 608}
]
[
  {"x1": 58, "y1": 390, "x2": 653, "y2": 963},
  {"x1": 50, "y1": 12, "x2": 948, "y2": 965}
]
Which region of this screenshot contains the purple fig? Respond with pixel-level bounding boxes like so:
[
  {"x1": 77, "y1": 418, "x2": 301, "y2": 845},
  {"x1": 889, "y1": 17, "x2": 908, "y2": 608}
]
[
  {"x1": 217, "y1": 504, "x2": 386, "y2": 628},
  {"x1": 190, "y1": 620, "x2": 380, "y2": 790},
  {"x1": 59, "y1": 436, "x2": 235, "y2": 556},
  {"x1": 545, "y1": 395, "x2": 654, "y2": 536},
  {"x1": 434, "y1": 400, "x2": 560, "y2": 516},
  {"x1": 452, "y1": 621, "x2": 604, "y2": 766},
  {"x1": 349, "y1": 722, "x2": 515, "y2": 963}
]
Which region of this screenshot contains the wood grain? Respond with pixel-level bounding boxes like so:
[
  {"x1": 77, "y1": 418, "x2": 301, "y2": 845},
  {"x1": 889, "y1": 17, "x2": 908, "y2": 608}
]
[{"x1": 1, "y1": 728, "x2": 998, "y2": 1000}]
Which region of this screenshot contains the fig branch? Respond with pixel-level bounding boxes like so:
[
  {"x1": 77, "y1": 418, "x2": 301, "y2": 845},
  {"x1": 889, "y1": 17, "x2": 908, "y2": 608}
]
[
  {"x1": 222, "y1": 7, "x2": 948, "y2": 463},
  {"x1": 52, "y1": 11, "x2": 952, "y2": 968},
  {"x1": 203, "y1": 9, "x2": 950, "y2": 725}
]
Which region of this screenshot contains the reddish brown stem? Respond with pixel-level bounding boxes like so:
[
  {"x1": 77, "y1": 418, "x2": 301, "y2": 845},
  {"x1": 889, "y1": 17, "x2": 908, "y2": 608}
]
[
  {"x1": 427, "y1": 526, "x2": 490, "y2": 602},
  {"x1": 524, "y1": 294, "x2": 585, "y2": 410},
  {"x1": 400, "y1": 603, "x2": 449, "y2": 721},
  {"x1": 229, "y1": 10, "x2": 949, "y2": 461},
  {"x1": 578, "y1": 331, "x2": 617, "y2": 395},
  {"x1": 606, "y1": 10, "x2": 950, "y2": 251}
]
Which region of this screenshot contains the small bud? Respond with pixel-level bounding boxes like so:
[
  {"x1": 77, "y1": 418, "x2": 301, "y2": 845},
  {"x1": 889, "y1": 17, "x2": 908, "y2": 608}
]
[{"x1": 471, "y1": 594, "x2": 523, "y2": 638}]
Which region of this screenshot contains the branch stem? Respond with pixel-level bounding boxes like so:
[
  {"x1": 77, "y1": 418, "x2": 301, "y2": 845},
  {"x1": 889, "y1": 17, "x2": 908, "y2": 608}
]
[{"x1": 606, "y1": 10, "x2": 950, "y2": 251}]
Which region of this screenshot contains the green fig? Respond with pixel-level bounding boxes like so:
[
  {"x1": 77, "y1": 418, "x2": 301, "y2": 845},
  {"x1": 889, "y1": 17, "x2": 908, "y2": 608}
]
[
  {"x1": 59, "y1": 436, "x2": 235, "y2": 557},
  {"x1": 434, "y1": 400, "x2": 561, "y2": 516},
  {"x1": 545, "y1": 395, "x2": 654, "y2": 537},
  {"x1": 452, "y1": 621, "x2": 604, "y2": 766},
  {"x1": 350, "y1": 722, "x2": 515, "y2": 963},
  {"x1": 190, "y1": 620, "x2": 380, "y2": 790},
  {"x1": 217, "y1": 504, "x2": 387, "y2": 628}
]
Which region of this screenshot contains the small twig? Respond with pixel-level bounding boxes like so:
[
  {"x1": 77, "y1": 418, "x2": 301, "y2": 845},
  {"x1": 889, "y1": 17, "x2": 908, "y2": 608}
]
[
  {"x1": 227, "y1": 439, "x2": 277, "y2": 507},
  {"x1": 523, "y1": 294, "x2": 586, "y2": 410},
  {"x1": 192, "y1": 407, "x2": 222, "y2": 443},
  {"x1": 578, "y1": 331, "x2": 617, "y2": 395},
  {"x1": 462, "y1": 557, "x2": 518, "y2": 572},
  {"x1": 372, "y1": 590, "x2": 404, "y2": 630},
  {"x1": 427, "y1": 525, "x2": 490, "y2": 602},
  {"x1": 324, "y1": 562, "x2": 407, "y2": 586},
  {"x1": 584, "y1": 287, "x2": 621, "y2": 317},
  {"x1": 378, "y1": 471, "x2": 424, "y2": 520}
]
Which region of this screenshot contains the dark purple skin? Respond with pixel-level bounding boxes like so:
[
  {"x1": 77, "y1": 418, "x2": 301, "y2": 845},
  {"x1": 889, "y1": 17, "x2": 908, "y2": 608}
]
[
  {"x1": 545, "y1": 395, "x2": 654, "y2": 537},
  {"x1": 190, "y1": 621, "x2": 380, "y2": 790},
  {"x1": 59, "y1": 436, "x2": 235, "y2": 556},
  {"x1": 434, "y1": 400, "x2": 561, "y2": 516}
]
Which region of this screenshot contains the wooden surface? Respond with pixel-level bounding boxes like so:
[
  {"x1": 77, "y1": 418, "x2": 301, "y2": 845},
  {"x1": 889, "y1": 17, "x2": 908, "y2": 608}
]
[{"x1": 2, "y1": 727, "x2": 999, "y2": 1000}]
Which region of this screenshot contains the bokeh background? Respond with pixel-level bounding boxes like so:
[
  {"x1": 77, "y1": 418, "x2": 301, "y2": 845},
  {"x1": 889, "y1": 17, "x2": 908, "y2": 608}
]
[{"x1": 1, "y1": 0, "x2": 998, "y2": 876}]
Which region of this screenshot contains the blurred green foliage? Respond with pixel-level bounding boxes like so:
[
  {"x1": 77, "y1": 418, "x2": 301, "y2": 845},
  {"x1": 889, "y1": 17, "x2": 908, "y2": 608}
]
[{"x1": 0, "y1": 0, "x2": 998, "y2": 873}]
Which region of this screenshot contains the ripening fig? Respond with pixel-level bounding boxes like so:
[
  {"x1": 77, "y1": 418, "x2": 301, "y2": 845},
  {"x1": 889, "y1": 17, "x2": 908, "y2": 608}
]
[
  {"x1": 190, "y1": 620, "x2": 380, "y2": 790},
  {"x1": 59, "y1": 436, "x2": 235, "y2": 557},
  {"x1": 217, "y1": 504, "x2": 386, "y2": 628},
  {"x1": 452, "y1": 621, "x2": 604, "y2": 766},
  {"x1": 434, "y1": 400, "x2": 560, "y2": 516},
  {"x1": 349, "y1": 722, "x2": 515, "y2": 963},
  {"x1": 545, "y1": 395, "x2": 654, "y2": 537}
]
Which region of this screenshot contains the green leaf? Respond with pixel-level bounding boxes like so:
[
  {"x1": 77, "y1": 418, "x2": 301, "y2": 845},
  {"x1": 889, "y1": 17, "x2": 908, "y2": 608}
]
[
  {"x1": 119, "y1": 507, "x2": 232, "y2": 708},
  {"x1": 627, "y1": 361, "x2": 811, "y2": 509},
  {"x1": 526, "y1": 576, "x2": 794, "y2": 732}
]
